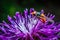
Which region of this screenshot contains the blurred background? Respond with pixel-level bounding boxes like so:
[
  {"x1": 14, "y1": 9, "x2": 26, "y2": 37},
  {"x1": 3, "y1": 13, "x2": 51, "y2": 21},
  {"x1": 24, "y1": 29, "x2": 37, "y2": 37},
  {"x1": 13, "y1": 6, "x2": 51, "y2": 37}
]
[{"x1": 0, "y1": 0, "x2": 60, "y2": 22}]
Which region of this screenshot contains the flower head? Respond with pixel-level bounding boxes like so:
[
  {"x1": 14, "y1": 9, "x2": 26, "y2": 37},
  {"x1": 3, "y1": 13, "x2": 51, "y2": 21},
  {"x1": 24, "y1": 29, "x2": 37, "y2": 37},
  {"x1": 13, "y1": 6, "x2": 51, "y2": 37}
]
[{"x1": 0, "y1": 8, "x2": 60, "y2": 40}]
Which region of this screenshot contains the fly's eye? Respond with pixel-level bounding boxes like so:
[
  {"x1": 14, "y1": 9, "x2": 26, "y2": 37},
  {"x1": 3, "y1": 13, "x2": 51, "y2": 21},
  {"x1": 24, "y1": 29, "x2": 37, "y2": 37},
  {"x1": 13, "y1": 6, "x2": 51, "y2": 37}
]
[
  {"x1": 34, "y1": 11, "x2": 36, "y2": 13},
  {"x1": 31, "y1": 11, "x2": 36, "y2": 15}
]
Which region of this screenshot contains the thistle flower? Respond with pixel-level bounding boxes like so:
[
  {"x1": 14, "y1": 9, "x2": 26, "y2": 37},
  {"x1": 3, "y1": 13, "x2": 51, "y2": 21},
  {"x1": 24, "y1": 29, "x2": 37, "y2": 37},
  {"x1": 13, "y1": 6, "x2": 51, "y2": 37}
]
[{"x1": 0, "y1": 8, "x2": 60, "y2": 40}]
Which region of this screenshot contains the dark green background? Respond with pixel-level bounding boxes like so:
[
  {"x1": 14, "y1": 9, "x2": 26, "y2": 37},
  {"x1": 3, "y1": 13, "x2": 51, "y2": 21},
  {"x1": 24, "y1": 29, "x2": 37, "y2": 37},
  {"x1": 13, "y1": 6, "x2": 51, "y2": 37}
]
[{"x1": 0, "y1": 0, "x2": 60, "y2": 22}]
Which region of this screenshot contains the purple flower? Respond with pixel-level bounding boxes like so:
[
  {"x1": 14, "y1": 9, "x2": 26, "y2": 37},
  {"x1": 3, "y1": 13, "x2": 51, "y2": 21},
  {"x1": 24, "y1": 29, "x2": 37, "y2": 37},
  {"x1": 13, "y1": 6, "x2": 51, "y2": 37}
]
[{"x1": 0, "y1": 8, "x2": 60, "y2": 40}]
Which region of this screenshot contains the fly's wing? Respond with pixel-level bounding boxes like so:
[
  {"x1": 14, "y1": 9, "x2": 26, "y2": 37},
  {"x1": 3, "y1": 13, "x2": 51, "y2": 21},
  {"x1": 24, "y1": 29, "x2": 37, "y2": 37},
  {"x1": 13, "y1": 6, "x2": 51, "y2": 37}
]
[{"x1": 45, "y1": 16, "x2": 54, "y2": 23}]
